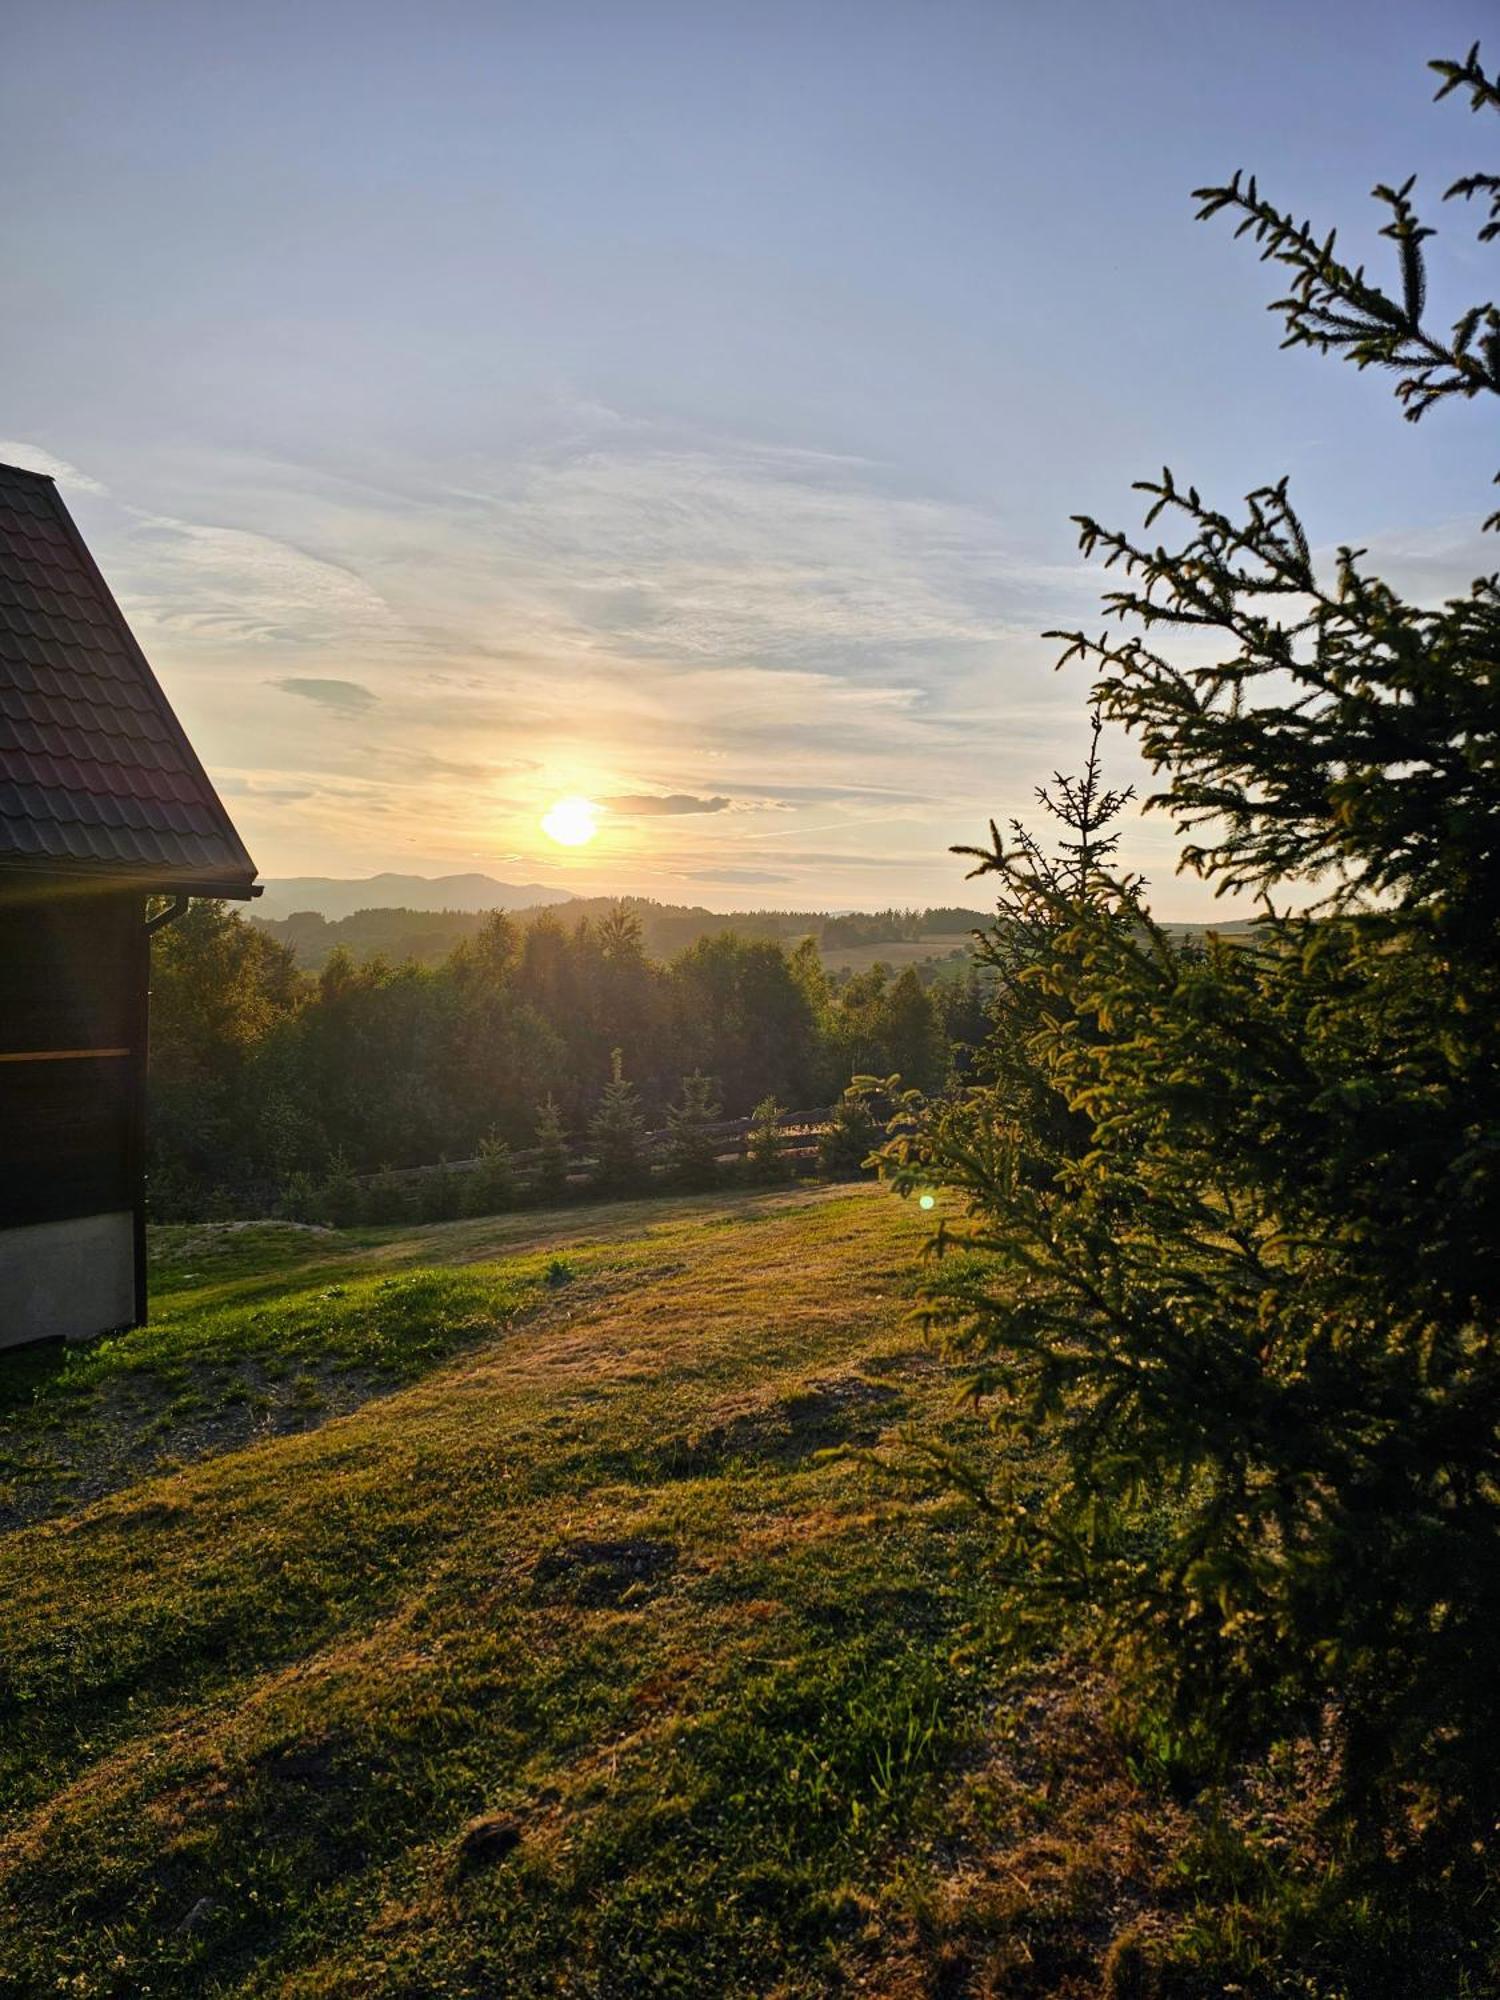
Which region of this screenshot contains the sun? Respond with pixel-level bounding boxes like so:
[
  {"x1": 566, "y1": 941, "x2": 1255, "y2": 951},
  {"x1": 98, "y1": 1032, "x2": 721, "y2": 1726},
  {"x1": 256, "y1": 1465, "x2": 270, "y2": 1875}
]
[{"x1": 540, "y1": 795, "x2": 600, "y2": 846}]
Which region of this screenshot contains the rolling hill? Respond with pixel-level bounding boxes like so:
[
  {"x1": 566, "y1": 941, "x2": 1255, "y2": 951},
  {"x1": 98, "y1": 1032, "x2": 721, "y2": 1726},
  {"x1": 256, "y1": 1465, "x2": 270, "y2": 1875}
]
[
  {"x1": 0, "y1": 1182, "x2": 1377, "y2": 1995},
  {"x1": 254, "y1": 873, "x2": 573, "y2": 922}
]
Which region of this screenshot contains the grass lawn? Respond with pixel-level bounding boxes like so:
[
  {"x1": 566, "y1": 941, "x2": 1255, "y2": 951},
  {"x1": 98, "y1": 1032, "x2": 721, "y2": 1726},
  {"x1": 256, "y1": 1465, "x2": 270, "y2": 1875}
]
[{"x1": 0, "y1": 1184, "x2": 1465, "y2": 1997}]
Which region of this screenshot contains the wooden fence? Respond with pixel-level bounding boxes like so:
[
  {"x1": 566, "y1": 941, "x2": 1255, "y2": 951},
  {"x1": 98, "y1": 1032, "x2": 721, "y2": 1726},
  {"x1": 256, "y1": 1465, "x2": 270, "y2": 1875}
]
[
  {"x1": 173, "y1": 1107, "x2": 856, "y2": 1222},
  {"x1": 358, "y1": 1105, "x2": 838, "y2": 1192}
]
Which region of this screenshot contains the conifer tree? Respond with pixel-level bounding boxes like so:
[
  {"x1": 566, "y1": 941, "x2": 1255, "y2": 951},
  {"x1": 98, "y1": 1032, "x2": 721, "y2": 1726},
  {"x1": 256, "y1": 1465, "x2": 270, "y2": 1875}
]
[
  {"x1": 876, "y1": 966, "x2": 950, "y2": 1094},
  {"x1": 589, "y1": 1049, "x2": 647, "y2": 1193},
  {"x1": 817, "y1": 1084, "x2": 880, "y2": 1176},
  {"x1": 417, "y1": 1156, "x2": 460, "y2": 1224},
  {"x1": 887, "y1": 47, "x2": 1500, "y2": 1873},
  {"x1": 746, "y1": 1095, "x2": 789, "y2": 1180},
  {"x1": 280, "y1": 1169, "x2": 319, "y2": 1225},
  {"x1": 364, "y1": 1162, "x2": 409, "y2": 1226},
  {"x1": 665, "y1": 1070, "x2": 722, "y2": 1188},
  {"x1": 934, "y1": 968, "x2": 992, "y2": 1081},
  {"x1": 468, "y1": 1128, "x2": 516, "y2": 1215},
  {"x1": 318, "y1": 1152, "x2": 362, "y2": 1229},
  {"x1": 531, "y1": 1095, "x2": 570, "y2": 1203}
]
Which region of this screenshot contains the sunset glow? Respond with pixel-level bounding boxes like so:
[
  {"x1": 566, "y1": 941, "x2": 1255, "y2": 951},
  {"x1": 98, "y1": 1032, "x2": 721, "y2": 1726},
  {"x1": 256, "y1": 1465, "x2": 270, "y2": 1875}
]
[
  {"x1": 6, "y1": 7, "x2": 1471, "y2": 925},
  {"x1": 540, "y1": 796, "x2": 601, "y2": 847}
]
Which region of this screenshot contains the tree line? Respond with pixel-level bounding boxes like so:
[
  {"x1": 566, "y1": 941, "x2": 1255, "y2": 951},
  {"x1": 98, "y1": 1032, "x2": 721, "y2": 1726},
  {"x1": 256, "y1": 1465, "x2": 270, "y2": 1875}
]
[
  {"x1": 147, "y1": 901, "x2": 990, "y2": 1217},
  {"x1": 252, "y1": 896, "x2": 990, "y2": 972}
]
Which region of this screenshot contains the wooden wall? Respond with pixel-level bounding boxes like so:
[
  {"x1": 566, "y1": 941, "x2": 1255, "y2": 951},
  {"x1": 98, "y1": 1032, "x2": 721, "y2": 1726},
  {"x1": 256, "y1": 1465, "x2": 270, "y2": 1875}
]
[{"x1": 0, "y1": 886, "x2": 145, "y2": 1339}]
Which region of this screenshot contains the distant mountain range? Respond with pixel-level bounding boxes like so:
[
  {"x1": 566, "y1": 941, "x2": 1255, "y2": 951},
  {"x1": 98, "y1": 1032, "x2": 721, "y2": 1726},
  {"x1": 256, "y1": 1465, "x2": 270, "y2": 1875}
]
[{"x1": 254, "y1": 873, "x2": 573, "y2": 922}]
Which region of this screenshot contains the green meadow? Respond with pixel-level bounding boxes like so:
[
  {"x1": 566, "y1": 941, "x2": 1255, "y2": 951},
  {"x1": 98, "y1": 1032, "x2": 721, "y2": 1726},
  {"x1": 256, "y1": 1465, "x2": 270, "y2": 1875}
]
[{"x1": 0, "y1": 1187, "x2": 1445, "y2": 1996}]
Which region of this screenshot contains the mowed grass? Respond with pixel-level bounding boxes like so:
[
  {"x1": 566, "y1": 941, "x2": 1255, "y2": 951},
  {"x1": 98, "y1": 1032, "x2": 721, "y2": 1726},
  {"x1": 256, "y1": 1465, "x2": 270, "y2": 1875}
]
[
  {"x1": 0, "y1": 1186, "x2": 1459, "y2": 1997},
  {"x1": 0, "y1": 1192, "x2": 809, "y2": 1529},
  {"x1": 0, "y1": 1187, "x2": 1011, "y2": 1997}
]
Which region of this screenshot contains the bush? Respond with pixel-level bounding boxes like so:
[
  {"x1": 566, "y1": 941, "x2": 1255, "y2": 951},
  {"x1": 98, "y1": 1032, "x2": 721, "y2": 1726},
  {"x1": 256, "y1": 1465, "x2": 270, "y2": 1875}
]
[
  {"x1": 144, "y1": 1163, "x2": 200, "y2": 1225},
  {"x1": 199, "y1": 1183, "x2": 243, "y2": 1224}
]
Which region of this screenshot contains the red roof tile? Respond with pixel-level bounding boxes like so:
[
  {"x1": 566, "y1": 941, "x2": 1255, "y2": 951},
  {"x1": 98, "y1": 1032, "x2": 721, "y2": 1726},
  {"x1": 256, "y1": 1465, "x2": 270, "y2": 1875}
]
[{"x1": 0, "y1": 463, "x2": 257, "y2": 895}]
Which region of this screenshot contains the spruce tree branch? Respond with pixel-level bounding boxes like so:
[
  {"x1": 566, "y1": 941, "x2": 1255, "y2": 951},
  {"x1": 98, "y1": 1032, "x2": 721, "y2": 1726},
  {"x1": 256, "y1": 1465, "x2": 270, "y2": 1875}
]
[{"x1": 1195, "y1": 61, "x2": 1500, "y2": 423}]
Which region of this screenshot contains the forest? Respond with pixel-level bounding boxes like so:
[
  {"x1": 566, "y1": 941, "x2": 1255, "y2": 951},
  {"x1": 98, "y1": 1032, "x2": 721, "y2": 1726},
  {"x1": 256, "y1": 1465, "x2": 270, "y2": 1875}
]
[
  {"x1": 147, "y1": 899, "x2": 991, "y2": 1217},
  {"x1": 251, "y1": 896, "x2": 991, "y2": 971}
]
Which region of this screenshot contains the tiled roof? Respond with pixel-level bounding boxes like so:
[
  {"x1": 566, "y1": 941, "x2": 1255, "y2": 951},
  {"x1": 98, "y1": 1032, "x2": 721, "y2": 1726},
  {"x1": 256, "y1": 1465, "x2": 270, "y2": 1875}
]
[{"x1": 0, "y1": 462, "x2": 257, "y2": 894}]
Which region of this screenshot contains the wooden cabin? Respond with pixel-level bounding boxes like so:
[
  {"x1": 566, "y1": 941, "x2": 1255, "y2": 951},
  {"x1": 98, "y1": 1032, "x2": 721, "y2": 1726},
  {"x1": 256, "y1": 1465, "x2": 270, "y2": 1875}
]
[{"x1": 0, "y1": 461, "x2": 258, "y2": 1349}]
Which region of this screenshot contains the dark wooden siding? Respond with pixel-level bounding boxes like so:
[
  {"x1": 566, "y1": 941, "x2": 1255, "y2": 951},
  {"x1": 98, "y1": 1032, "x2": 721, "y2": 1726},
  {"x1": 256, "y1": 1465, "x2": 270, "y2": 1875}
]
[{"x1": 0, "y1": 890, "x2": 141, "y2": 1229}]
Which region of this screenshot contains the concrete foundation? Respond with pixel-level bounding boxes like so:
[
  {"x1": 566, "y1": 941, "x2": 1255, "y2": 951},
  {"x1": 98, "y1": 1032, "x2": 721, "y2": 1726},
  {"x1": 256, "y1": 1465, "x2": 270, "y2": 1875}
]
[{"x1": 0, "y1": 1212, "x2": 136, "y2": 1349}]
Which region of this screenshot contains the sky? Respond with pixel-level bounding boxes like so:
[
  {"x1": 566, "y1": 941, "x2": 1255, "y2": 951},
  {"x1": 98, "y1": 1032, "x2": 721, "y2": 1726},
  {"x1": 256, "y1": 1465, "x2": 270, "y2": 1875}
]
[{"x1": 2, "y1": 0, "x2": 1494, "y2": 914}]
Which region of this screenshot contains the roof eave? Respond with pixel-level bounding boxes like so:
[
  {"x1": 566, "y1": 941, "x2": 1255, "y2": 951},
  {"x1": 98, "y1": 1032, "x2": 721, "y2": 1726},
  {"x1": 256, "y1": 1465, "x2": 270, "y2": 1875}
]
[{"x1": 0, "y1": 858, "x2": 261, "y2": 901}]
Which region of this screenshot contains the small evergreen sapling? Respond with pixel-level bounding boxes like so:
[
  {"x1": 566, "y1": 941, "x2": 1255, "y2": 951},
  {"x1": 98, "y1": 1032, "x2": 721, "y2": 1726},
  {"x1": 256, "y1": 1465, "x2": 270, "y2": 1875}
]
[
  {"x1": 468, "y1": 1129, "x2": 517, "y2": 1215},
  {"x1": 746, "y1": 1096, "x2": 789, "y2": 1180},
  {"x1": 531, "y1": 1096, "x2": 570, "y2": 1203},
  {"x1": 818, "y1": 1084, "x2": 881, "y2": 1176},
  {"x1": 589, "y1": 1049, "x2": 647, "y2": 1194},
  {"x1": 280, "y1": 1170, "x2": 319, "y2": 1225},
  {"x1": 418, "y1": 1157, "x2": 461, "y2": 1224},
  {"x1": 318, "y1": 1153, "x2": 362, "y2": 1229},
  {"x1": 364, "y1": 1163, "x2": 409, "y2": 1226},
  {"x1": 666, "y1": 1070, "x2": 722, "y2": 1188}
]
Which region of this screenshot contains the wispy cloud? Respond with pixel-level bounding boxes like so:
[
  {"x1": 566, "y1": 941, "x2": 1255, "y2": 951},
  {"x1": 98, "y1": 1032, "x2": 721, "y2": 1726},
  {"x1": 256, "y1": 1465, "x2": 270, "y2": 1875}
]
[
  {"x1": 271, "y1": 677, "x2": 379, "y2": 716},
  {"x1": 421, "y1": 440, "x2": 1092, "y2": 681},
  {"x1": 679, "y1": 867, "x2": 793, "y2": 885},
  {"x1": 1332, "y1": 517, "x2": 1497, "y2": 605},
  {"x1": 217, "y1": 775, "x2": 319, "y2": 804},
  {"x1": 602, "y1": 792, "x2": 731, "y2": 817},
  {"x1": 120, "y1": 513, "x2": 397, "y2": 649},
  {"x1": 45, "y1": 425, "x2": 1135, "y2": 905},
  {"x1": 0, "y1": 441, "x2": 109, "y2": 495}
]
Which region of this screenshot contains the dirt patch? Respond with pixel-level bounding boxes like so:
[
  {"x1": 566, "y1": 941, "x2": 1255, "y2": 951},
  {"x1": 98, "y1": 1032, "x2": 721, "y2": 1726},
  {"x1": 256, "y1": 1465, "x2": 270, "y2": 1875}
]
[
  {"x1": 252, "y1": 1734, "x2": 354, "y2": 1787},
  {"x1": 861, "y1": 1346, "x2": 949, "y2": 1380},
  {"x1": 668, "y1": 1375, "x2": 905, "y2": 1478},
  {"x1": 452, "y1": 1812, "x2": 522, "y2": 1875},
  {"x1": 529, "y1": 1537, "x2": 679, "y2": 1608}
]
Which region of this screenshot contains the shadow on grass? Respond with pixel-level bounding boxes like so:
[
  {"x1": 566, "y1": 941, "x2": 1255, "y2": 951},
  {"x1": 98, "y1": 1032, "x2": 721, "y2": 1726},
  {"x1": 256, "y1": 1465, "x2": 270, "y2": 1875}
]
[{"x1": 0, "y1": 1338, "x2": 71, "y2": 1417}]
